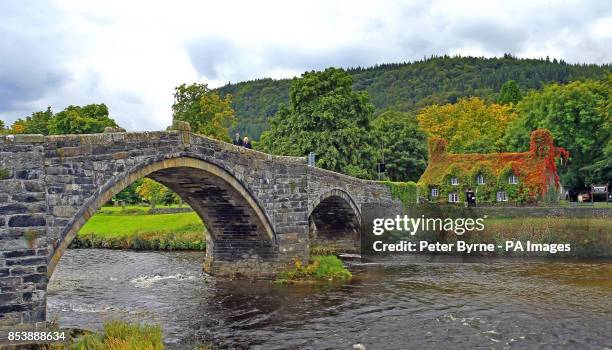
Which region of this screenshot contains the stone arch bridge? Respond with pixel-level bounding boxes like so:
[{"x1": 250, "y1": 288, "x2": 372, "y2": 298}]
[{"x1": 0, "y1": 127, "x2": 400, "y2": 327}]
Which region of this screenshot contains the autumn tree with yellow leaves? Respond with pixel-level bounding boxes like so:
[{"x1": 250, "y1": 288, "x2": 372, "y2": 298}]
[
  {"x1": 172, "y1": 83, "x2": 236, "y2": 142},
  {"x1": 416, "y1": 97, "x2": 517, "y2": 154},
  {"x1": 136, "y1": 178, "x2": 171, "y2": 209}
]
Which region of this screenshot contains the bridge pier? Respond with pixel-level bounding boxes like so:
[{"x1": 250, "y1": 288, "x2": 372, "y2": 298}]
[{"x1": 202, "y1": 230, "x2": 309, "y2": 278}]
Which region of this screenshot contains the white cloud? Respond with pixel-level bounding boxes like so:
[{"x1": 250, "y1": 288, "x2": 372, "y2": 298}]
[{"x1": 0, "y1": 0, "x2": 610, "y2": 130}]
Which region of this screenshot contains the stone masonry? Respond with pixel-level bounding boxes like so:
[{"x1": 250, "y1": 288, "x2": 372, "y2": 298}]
[
  {"x1": 307, "y1": 167, "x2": 402, "y2": 251},
  {"x1": 0, "y1": 128, "x2": 401, "y2": 329}
]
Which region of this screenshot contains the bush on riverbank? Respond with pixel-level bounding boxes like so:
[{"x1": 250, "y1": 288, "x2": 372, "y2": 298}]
[
  {"x1": 72, "y1": 321, "x2": 163, "y2": 350},
  {"x1": 70, "y1": 228, "x2": 205, "y2": 250},
  {"x1": 275, "y1": 255, "x2": 352, "y2": 284}
]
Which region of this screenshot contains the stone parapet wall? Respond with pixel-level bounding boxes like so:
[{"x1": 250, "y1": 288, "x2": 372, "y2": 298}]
[{"x1": 306, "y1": 166, "x2": 402, "y2": 214}]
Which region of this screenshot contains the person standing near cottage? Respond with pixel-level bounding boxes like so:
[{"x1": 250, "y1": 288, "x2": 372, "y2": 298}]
[
  {"x1": 233, "y1": 132, "x2": 243, "y2": 146},
  {"x1": 243, "y1": 137, "x2": 252, "y2": 149},
  {"x1": 466, "y1": 188, "x2": 476, "y2": 206}
]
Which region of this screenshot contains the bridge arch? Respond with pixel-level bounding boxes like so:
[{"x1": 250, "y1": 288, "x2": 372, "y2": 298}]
[
  {"x1": 308, "y1": 189, "x2": 362, "y2": 252},
  {"x1": 48, "y1": 156, "x2": 277, "y2": 278},
  {"x1": 0, "y1": 130, "x2": 407, "y2": 329}
]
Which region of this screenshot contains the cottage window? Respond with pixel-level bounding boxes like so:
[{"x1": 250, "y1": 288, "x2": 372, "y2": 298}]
[
  {"x1": 448, "y1": 192, "x2": 459, "y2": 203},
  {"x1": 508, "y1": 174, "x2": 518, "y2": 184},
  {"x1": 431, "y1": 188, "x2": 438, "y2": 197},
  {"x1": 477, "y1": 174, "x2": 485, "y2": 185},
  {"x1": 450, "y1": 177, "x2": 459, "y2": 185},
  {"x1": 497, "y1": 191, "x2": 508, "y2": 202}
]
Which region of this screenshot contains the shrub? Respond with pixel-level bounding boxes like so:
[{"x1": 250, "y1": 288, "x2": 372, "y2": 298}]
[
  {"x1": 311, "y1": 255, "x2": 353, "y2": 280},
  {"x1": 275, "y1": 255, "x2": 352, "y2": 284},
  {"x1": 382, "y1": 181, "x2": 417, "y2": 208},
  {"x1": 72, "y1": 320, "x2": 164, "y2": 350},
  {"x1": 72, "y1": 333, "x2": 105, "y2": 349},
  {"x1": 0, "y1": 167, "x2": 10, "y2": 180}
]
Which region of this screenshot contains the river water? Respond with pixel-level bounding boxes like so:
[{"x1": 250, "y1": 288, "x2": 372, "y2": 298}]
[{"x1": 47, "y1": 249, "x2": 611, "y2": 349}]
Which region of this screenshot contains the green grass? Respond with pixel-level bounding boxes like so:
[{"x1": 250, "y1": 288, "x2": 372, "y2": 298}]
[
  {"x1": 72, "y1": 206, "x2": 206, "y2": 250},
  {"x1": 462, "y1": 217, "x2": 611, "y2": 257},
  {"x1": 593, "y1": 202, "x2": 612, "y2": 208},
  {"x1": 544, "y1": 200, "x2": 612, "y2": 208},
  {"x1": 275, "y1": 255, "x2": 352, "y2": 284},
  {"x1": 37, "y1": 320, "x2": 227, "y2": 350},
  {"x1": 70, "y1": 320, "x2": 164, "y2": 350},
  {"x1": 80, "y1": 211, "x2": 203, "y2": 238},
  {"x1": 383, "y1": 216, "x2": 611, "y2": 258}
]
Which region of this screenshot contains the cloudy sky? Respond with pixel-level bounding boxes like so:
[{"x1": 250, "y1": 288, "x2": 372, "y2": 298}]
[{"x1": 1, "y1": 0, "x2": 610, "y2": 130}]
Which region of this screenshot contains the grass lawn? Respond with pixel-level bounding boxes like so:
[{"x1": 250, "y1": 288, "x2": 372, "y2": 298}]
[
  {"x1": 393, "y1": 216, "x2": 610, "y2": 258},
  {"x1": 464, "y1": 217, "x2": 611, "y2": 257},
  {"x1": 80, "y1": 211, "x2": 203, "y2": 238},
  {"x1": 593, "y1": 202, "x2": 612, "y2": 208},
  {"x1": 555, "y1": 200, "x2": 612, "y2": 208},
  {"x1": 73, "y1": 205, "x2": 206, "y2": 250}
]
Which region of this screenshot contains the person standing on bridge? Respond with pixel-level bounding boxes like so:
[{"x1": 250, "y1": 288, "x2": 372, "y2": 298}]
[
  {"x1": 243, "y1": 137, "x2": 252, "y2": 149},
  {"x1": 233, "y1": 133, "x2": 243, "y2": 146}
]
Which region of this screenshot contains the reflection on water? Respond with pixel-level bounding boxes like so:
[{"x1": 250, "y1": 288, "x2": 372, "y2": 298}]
[{"x1": 47, "y1": 249, "x2": 612, "y2": 349}]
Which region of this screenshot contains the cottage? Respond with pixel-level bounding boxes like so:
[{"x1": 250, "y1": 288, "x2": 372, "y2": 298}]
[{"x1": 417, "y1": 129, "x2": 569, "y2": 204}]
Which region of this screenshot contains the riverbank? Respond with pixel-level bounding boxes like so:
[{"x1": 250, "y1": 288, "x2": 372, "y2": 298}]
[
  {"x1": 375, "y1": 217, "x2": 611, "y2": 258},
  {"x1": 70, "y1": 205, "x2": 205, "y2": 250},
  {"x1": 461, "y1": 217, "x2": 610, "y2": 257},
  {"x1": 365, "y1": 205, "x2": 612, "y2": 258}
]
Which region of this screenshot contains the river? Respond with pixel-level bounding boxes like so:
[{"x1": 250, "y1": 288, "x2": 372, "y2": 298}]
[{"x1": 47, "y1": 249, "x2": 611, "y2": 349}]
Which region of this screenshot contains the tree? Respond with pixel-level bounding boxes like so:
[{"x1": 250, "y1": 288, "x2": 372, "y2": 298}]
[
  {"x1": 10, "y1": 120, "x2": 26, "y2": 134},
  {"x1": 114, "y1": 178, "x2": 181, "y2": 207},
  {"x1": 416, "y1": 97, "x2": 518, "y2": 153},
  {"x1": 259, "y1": 67, "x2": 376, "y2": 178},
  {"x1": 0, "y1": 118, "x2": 9, "y2": 135},
  {"x1": 113, "y1": 179, "x2": 144, "y2": 204},
  {"x1": 13, "y1": 107, "x2": 54, "y2": 135},
  {"x1": 581, "y1": 138, "x2": 612, "y2": 186},
  {"x1": 498, "y1": 80, "x2": 522, "y2": 105},
  {"x1": 135, "y1": 178, "x2": 170, "y2": 209},
  {"x1": 504, "y1": 78, "x2": 611, "y2": 189},
  {"x1": 371, "y1": 111, "x2": 428, "y2": 182},
  {"x1": 162, "y1": 190, "x2": 181, "y2": 206},
  {"x1": 172, "y1": 83, "x2": 236, "y2": 142},
  {"x1": 48, "y1": 104, "x2": 118, "y2": 135}
]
